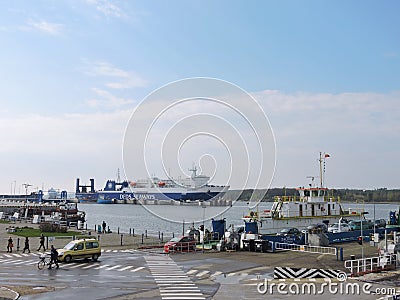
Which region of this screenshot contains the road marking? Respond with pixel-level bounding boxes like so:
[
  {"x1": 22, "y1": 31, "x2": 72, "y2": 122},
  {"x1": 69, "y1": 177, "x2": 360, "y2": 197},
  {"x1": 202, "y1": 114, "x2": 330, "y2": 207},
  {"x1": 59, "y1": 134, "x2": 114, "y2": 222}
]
[
  {"x1": 117, "y1": 265, "x2": 134, "y2": 271},
  {"x1": 105, "y1": 265, "x2": 122, "y2": 271},
  {"x1": 82, "y1": 264, "x2": 99, "y2": 269},
  {"x1": 12, "y1": 261, "x2": 28, "y2": 265},
  {"x1": 160, "y1": 294, "x2": 206, "y2": 297},
  {"x1": 186, "y1": 269, "x2": 198, "y2": 275},
  {"x1": 145, "y1": 256, "x2": 206, "y2": 300},
  {"x1": 69, "y1": 263, "x2": 87, "y2": 269},
  {"x1": 227, "y1": 272, "x2": 236, "y2": 277},
  {"x1": 130, "y1": 267, "x2": 145, "y2": 273},
  {"x1": 210, "y1": 271, "x2": 222, "y2": 277},
  {"x1": 196, "y1": 271, "x2": 210, "y2": 277},
  {"x1": 160, "y1": 289, "x2": 201, "y2": 293},
  {"x1": 21, "y1": 254, "x2": 29, "y2": 257},
  {"x1": 23, "y1": 259, "x2": 36, "y2": 264},
  {"x1": 94, "y1": 264, "x2": 110, "y2": 270},
  {"x1": 3, "y1": 254, "x2": 13, "y2": 258},
  {"x1": 13, "y1": 254, "x2": 22, "y2": 258},
  {"x1": 3, "y1": 260, "x2": 22, "y2": 264}
]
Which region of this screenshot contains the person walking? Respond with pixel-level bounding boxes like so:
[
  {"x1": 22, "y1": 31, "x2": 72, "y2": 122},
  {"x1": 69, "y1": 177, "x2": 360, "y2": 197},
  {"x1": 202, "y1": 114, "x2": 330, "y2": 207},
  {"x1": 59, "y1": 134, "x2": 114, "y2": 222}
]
[
  {"x1": 22, "y1": 236, "x2": 30, "y2": 253},
  {"x1": 7, "y1": 237, "x2": 13, "y2": 253},
  {"x1": 48, "y1": 245, "x2": 59, "y2": 269},
  {"x1": 102, "y1": 221, "x2": 106, "y2": 234},
  {"x1": 37, "y1": 234, "x2": 46, "y2": 251}
]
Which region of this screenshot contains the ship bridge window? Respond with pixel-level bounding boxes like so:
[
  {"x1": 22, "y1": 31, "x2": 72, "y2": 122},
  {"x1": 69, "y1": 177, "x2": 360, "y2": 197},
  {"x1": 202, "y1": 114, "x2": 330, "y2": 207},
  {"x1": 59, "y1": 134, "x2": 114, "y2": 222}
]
[
  {"x1": 304, "y1": 190, "x2": 310, "y2": 197},
  {"x1": 319, "y1": 190, "x2": 325, "y2": 196},
  {"x1": 312, "y1": 190, "x2": 318, "y2": 197}
]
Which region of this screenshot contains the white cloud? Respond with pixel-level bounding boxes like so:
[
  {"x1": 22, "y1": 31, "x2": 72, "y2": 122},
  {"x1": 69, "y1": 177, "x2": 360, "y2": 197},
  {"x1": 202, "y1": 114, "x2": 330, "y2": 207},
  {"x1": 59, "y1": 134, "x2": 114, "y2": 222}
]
[
  {"x1": 87, "y1": 88, "x2": 134, "y2": 108},
  {"x1": 85, "y1": 0, "x2": 124, "y2": 18},
  {"x1": 24, "y1": 19, "x2": 64, "y2": 35},
  {"x1": 0, "y1": 90, "x2": 398, "y2": 194},
  {"x1": 85, "y1": 60, "x2": 147, "y2": 89}
]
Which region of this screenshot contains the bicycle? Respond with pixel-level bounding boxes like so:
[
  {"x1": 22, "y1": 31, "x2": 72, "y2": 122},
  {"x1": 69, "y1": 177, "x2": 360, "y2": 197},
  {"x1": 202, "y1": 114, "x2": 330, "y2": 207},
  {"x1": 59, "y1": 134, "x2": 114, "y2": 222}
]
[{"x1": 37, "y1": 253, "x2": 59, "y2": 270}]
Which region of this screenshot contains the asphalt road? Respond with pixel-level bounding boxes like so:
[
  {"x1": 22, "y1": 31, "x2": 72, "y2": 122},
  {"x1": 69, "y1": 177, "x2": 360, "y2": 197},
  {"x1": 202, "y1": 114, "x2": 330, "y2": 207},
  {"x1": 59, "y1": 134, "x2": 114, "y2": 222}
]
[{"x1": 0, "y1": 249, "x2": 399, "y2": 300}]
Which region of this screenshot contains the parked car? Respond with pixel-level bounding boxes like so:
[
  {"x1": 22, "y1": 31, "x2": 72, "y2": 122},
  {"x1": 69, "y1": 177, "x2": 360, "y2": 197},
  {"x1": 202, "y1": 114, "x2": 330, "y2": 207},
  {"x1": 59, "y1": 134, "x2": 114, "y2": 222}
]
[
  {"x1": 164, "y1": 236, "x2": 196, "y2": 253},
  {"x1": 306, "y1": 223, "x2": 328, "y2": 233},
  {"x1": 348, "y1": 220, "x2": 374, "y2": 231},
  {"x1": 277, "y1": 228, "x2": 301, "y2": 236},
  {"x1": 374, "y1": 219, "x2": 386, "y2": 228},
  {"x1": 57, "y1": 238, "x2": 101, "y2": 263},
  {"x1": 327, "y1": 223, "x2": 351, "y2": 233}
]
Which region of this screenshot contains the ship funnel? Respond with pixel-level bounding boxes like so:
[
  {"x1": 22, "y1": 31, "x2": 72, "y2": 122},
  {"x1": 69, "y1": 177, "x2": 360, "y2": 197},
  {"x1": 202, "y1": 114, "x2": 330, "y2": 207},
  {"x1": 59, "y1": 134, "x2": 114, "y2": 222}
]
[
  {"x1": 90, "y1": 179, "x2": 95, "y2": 193},
  {"x1": 76, "y1": 178, "x2": 80, "y2": 193}
]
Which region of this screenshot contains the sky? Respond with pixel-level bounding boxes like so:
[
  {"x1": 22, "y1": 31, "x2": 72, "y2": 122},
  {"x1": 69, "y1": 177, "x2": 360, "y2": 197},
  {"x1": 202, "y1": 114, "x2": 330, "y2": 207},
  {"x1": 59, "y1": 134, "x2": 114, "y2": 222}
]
[{"x1": 0, "y1": 0, "x2": 399, "y2": 195}]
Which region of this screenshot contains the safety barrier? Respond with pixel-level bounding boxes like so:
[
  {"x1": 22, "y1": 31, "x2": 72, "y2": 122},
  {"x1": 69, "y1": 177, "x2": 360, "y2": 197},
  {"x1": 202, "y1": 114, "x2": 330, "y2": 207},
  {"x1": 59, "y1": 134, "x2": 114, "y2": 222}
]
[
  {"x1": 274, "y1": 242, "x2": 337, "y2": 255},
  {"x1": 164, "y1": 241, "x2": 197, "y2": 254},
  {"x1": 344, "y1": 254, "x2": 397, "y2": 276}
]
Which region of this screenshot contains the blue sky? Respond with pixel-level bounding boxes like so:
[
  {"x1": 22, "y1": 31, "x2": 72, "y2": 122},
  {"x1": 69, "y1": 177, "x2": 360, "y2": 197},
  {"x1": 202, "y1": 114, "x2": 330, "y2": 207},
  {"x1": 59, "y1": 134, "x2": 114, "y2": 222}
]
[{"x1": 0, "y1": 0, "x2": 399, "y2": 194}]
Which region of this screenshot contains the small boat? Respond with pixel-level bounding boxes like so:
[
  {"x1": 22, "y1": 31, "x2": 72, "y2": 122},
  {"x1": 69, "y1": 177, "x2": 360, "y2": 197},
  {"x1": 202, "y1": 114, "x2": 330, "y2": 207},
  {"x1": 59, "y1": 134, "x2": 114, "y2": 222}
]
[{"x1": 243, "y1": 152, "x2": 365, "y2": 234}]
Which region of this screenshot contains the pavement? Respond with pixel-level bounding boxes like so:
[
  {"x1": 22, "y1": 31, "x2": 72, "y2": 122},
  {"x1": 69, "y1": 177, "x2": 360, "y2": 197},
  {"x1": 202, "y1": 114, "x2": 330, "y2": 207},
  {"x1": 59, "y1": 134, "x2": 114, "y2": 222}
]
[
  {"x1": 0, "y1": 220, "x2": 162, "y2": 299},
  {"x1": 0, "y1": 220, "x2": 399, "y2": 299}
]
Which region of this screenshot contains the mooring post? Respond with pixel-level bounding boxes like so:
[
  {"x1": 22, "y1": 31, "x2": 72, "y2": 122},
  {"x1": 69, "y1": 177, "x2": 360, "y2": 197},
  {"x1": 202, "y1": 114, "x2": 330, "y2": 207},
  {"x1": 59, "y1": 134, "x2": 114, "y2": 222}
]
[
  {"x1": 120, "y1": 234, "x2": 123, "y2": 246},
  {"x1": 161, "y1": 232, "x2": 163, "y2": 242},
  {"x1": 158, "y1": 231, "x2": 160, "y2": 239},
  {"x1": 145, "y1": 230, "x2": 147, "y2": 238},
  {"x1": 118, "y1": 227, "x2": 120, "y2": 234},
  {"x1": 129, "y1": 228, "x2": 132, "y2": 236},
  {"x1": 340, "y1": 247, "x2": 344, "y2": 261},
  {"x1": 141, "y1": 233, "x2": 144, "y2": 244}
]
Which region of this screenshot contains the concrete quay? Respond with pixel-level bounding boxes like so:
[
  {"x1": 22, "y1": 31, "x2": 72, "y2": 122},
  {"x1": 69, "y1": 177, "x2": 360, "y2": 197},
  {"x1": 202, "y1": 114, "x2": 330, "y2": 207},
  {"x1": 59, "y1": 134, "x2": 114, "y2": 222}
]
[{"x1": 0, "y1": 220, "x2": 397, "y2": 299}]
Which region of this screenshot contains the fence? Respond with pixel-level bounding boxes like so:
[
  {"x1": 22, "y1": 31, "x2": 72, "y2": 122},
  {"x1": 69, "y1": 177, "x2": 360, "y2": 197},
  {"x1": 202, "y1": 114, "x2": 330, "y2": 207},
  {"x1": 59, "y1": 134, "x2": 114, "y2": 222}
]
[
  {"x1": 274, "y1": 242, "x2": 337, "y2": 255},
  {"x1": 344, "y1": 254, "x2": 397, "y2": 276}
]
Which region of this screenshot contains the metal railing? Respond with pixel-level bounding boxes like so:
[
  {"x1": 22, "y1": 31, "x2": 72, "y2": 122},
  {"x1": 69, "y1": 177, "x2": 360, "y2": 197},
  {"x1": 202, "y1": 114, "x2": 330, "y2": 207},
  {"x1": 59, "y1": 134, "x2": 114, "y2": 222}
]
[
  {"x1": 344, "y1": 254, "x2": 397, "y2": 275},
  {"x1": 164, "y1": 241, "x2": 197, "y2": 254},
  {"x1": 275, "y1": 242, "x2": 337, "y2": 255}
]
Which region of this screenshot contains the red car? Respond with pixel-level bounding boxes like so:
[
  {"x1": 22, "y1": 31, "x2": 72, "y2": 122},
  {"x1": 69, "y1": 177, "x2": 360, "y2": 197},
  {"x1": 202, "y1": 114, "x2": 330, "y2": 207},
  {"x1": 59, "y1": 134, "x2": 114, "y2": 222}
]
[{"x1": 163, "y1": 236, "x2": 196, "y2": 253}]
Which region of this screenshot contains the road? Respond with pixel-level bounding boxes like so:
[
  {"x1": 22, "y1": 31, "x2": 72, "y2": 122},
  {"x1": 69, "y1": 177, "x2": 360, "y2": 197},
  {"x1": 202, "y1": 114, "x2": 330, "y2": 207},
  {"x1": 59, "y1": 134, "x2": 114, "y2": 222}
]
[{"x1": 0, "y1": 250, "x2": 398, "y2": 299}]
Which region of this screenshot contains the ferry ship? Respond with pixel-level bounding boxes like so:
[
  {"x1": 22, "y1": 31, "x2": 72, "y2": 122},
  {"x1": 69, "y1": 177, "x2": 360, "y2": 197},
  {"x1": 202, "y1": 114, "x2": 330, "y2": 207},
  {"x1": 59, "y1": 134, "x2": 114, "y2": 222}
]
[
  {"x1": 75, "y1": 178, "x2": 98, "y2": 203},
  {"x1": 243, "y1": 153, "x2": 365, "y2": 234},
  {"x1": 96, "y1": 167, "x2": 229, "y2": 204}
]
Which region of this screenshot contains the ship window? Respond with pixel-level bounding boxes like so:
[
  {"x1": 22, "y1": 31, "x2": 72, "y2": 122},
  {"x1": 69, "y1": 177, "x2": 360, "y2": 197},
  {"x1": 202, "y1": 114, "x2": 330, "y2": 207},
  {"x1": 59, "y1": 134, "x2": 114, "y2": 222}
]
[
  {"x1": 304, "y1": 190, "x2": 310, "y2": 197},
  {"x1": 312, "y1": 190, "x2": 318, "y2": 197},
  {"x1": 319, "y1": 190, "x2": 325, "y2": 196}
]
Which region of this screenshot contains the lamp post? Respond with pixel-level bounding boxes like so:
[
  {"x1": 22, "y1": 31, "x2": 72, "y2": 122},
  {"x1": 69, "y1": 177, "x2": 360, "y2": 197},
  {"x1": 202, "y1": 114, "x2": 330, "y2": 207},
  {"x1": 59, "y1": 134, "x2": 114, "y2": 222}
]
[
  {"x1": 22, "y1": 183, "x2": 32, "y2": 203},
  {"x1": 201, "y1": 202, "x2": 206, "y2": 253}
]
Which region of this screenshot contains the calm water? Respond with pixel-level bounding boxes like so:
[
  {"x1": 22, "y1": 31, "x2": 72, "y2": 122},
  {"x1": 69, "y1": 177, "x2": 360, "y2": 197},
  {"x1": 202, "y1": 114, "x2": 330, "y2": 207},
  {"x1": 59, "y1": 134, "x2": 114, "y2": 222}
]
[{"x1": 78, "y1": 202, "x2": 400, "y2": 236}]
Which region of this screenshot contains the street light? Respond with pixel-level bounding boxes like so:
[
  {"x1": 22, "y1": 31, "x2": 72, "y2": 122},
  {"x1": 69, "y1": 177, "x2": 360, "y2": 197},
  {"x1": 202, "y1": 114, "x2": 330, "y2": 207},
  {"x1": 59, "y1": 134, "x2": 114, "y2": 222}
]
[
  {"x1": 22, "y1": 183, "x2": 32, "y2": 203},
  {"x1": 201, "y1": 202, "x2": 206, "y2": 253}
]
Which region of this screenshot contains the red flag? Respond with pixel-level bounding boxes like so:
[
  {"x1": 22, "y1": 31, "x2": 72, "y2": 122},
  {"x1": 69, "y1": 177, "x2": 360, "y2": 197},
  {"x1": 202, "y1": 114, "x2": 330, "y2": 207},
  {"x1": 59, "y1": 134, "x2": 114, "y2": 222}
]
[{"x1": 324, "y1": 153, "x2": 330, "y2": 158}]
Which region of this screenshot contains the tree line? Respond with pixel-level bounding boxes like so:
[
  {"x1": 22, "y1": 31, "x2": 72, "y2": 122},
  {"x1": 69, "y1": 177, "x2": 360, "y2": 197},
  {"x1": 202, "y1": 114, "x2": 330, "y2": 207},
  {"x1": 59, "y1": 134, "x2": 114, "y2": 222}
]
[{"x1": 227, "y1": 188, "x2": 400, "y2": 203}]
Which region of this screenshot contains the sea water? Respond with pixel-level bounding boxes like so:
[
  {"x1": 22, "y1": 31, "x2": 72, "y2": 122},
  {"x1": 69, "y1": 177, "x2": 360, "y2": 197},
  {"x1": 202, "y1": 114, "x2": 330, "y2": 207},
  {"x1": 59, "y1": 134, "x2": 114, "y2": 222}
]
[{"x1": 78, "y1": 202, "x2": 400, "y2": 236}]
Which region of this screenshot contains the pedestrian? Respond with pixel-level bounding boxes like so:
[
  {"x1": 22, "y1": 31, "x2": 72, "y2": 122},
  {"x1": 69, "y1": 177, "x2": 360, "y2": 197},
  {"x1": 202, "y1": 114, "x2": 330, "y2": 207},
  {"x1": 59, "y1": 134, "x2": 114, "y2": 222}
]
[
  {"x1": 7, "y1": 237, "x2": 13, "y2": 253},
  {"x1": 22, "y1": 236, "x2": 30, "y2": 253},
  {"x1": 37, "y1": 233, "x2": 46, "y2": 251},
  {"x1": 102, "y1": 221, "x2": 106, "y2": 234},
  {"x1": 49, "y1": 245, "x2": 59, "y2": 269}
]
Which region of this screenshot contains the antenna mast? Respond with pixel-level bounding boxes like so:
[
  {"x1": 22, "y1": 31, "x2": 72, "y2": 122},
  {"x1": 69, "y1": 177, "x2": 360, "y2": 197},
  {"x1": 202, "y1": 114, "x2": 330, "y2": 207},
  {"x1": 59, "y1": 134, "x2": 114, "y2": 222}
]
[{"x1": 319, "y1": 152, "x2": 323, "y2": 188}]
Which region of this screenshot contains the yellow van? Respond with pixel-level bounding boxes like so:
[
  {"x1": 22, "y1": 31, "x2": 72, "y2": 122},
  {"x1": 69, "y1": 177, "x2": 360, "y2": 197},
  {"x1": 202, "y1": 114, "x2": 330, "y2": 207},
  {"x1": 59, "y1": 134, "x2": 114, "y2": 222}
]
[{"x1": 57, "y1": 238, "x2": 101, "y2": 263}]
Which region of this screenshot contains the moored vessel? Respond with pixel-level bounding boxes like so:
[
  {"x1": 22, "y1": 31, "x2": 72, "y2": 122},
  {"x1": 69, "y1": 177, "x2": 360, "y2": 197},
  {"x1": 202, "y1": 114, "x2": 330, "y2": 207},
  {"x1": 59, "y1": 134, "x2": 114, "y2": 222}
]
[
  {"x1": 243, "y1": 153, "x2": 365, "y2": 234},
  {"x1": 96, "y1": 166, "x2": 229, "y2": 204}
]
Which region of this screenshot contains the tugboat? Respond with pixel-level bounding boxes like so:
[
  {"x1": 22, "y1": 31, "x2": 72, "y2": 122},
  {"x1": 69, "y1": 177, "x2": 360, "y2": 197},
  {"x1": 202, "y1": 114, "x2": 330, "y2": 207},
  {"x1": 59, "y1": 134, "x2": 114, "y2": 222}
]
[{"x1": 243, "y1": 152, "x2": 364, "y2": 234}]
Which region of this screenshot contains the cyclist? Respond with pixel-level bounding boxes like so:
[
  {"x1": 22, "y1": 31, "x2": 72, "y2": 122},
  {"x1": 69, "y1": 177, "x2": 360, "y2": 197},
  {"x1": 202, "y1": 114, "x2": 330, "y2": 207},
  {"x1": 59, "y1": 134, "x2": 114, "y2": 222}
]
[{"x1": 49, "y1": 245, "x2": 59, "y2": 269}]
